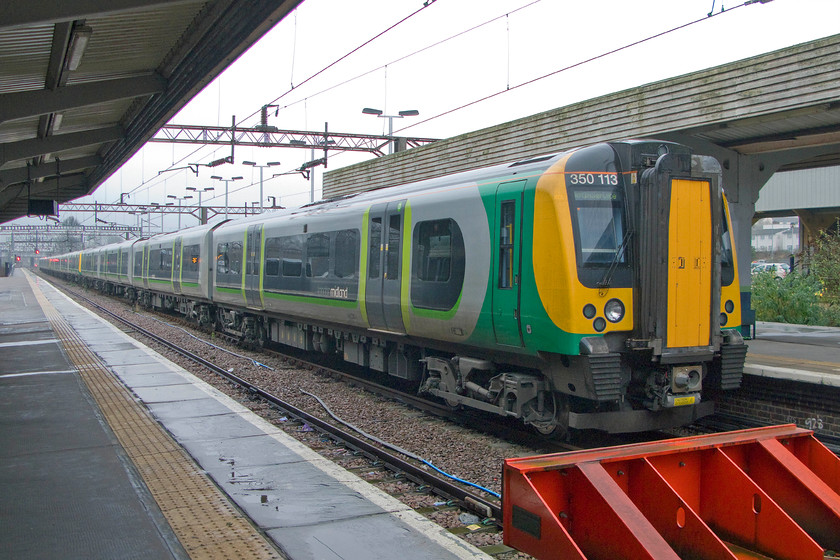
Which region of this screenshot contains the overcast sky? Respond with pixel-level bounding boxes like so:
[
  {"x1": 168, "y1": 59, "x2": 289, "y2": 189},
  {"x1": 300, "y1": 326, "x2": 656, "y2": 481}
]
[{"x1": 33, "y1": 0, "x2": 840, "y2": 231}]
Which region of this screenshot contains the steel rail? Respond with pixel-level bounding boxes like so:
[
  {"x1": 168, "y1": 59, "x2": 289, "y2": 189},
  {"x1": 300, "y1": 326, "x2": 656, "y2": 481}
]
[{"x1": 54, "y1": 282, "x2": 503, "y2": 521}]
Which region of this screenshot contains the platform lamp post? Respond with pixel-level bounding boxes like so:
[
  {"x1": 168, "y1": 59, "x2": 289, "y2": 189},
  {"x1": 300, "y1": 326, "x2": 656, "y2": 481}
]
[
  {"x1": 210, "y1": 175, "x2": 243, "y2": 220},
  {"x1": 167, "y1": 194, "x2": 193, "y2": 230},
  {"x1": 242, "y1": 161, "x2": 280, "y2": 212},
  {"x1": 186, "y1": 186, "x2": 214, "y2": 224},
  {"x1": 362, "y1": 108, "x2": 419, "y2": 154}
]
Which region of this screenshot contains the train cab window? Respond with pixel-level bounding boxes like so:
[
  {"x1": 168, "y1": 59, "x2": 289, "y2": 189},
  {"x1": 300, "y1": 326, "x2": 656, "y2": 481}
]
[
  {"x1": 570, "y1": 188, "x2": 626, "y2": 267},
  {"x1": 499, "y1": 202, "x2": 515, "y2": 288},
  {"x1": 334, "y1": 230, "x2": 358, "y2": 279},
  {"x1": 306, "y1": 233, "x2": 330, "y2": 277},
  {"x1": 369, "y1": 217, "x2": 382, "y2": 278},
  {"x1": 386, "y1": 215, "x2": 401, "y2": 280},
  {"x1": 216, "y1": 243, "x2": 229, "y2": 274}
]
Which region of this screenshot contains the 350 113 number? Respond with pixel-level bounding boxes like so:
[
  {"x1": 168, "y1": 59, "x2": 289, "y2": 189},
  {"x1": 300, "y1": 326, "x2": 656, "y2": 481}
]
[{"x1": 567, "y1": 173, "x2": 618, "y2": 186}]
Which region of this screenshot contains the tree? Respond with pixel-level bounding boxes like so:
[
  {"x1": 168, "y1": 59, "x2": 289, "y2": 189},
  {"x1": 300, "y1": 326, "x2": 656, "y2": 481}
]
[{"x1": 810, "y1": 223, "x2": 840, "y2": 305}]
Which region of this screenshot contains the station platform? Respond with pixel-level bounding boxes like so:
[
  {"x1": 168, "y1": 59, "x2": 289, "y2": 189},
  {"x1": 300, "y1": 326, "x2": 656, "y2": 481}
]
[
  {"x1": 0, "y1": 270, "x2": 489, "y2": 560},
  {"x1": 745, "y1": 321, "x2": 840, "y2": 387}
]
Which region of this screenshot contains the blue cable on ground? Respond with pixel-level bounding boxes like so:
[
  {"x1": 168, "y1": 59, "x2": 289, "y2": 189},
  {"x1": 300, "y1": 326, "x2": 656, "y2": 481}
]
[{"x1": 301, "y1": 390, "x2": 501, "y2": 499}]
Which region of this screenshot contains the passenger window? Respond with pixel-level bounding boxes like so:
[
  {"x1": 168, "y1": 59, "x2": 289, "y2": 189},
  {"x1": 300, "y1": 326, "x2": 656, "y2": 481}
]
[
  {"x1": 265, "y1": 238, "x2": 280, "y2": 276},
  {"x1": 160, "y1": 248, "x2": 172, "y2": 272},
  {"x1": 416, "y1": 220, "x2": 452, "y2": 282},
  {"x1": 216, "y1": 243, "x2": 229, "y2": 274},
  {"x1": 281, "y1": 237, "x2": 303, "y2": 277},
  {"x1": 306, "y1": 234, "x2": 330, "y2": 277},
  {"x1": 410, "y1": 218, "x2": 466, "y2": 311},
  {"x1": 228, "y1": 242, "x2": 242, "y2": 275},
  {"x1": 335, "y1": 230, "x2": 358, "y2": 278}
]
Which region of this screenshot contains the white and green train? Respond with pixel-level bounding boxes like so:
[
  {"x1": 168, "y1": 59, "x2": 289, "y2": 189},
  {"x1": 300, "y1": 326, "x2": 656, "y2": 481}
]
[{"x1": 41, "y1": 139, "x2": 747, "y2": 436}]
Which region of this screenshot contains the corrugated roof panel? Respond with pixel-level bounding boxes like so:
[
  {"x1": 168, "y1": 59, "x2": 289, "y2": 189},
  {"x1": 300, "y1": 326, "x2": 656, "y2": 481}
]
[
  {"x1": 66, "y1": 2, "x2": 207, "y2": 86},
  {"x1": 59, "y1": 99, "x2": 135, "y2": 132},
  {"x1": 758, "y1": 166, "x2": 840, "y2": 211},
  {"x1": 0, "y1": 25, "x2": 52, "y2": 93},
  {"x1": 0, "y1": 116, "x2": 41, "y2": 158}
]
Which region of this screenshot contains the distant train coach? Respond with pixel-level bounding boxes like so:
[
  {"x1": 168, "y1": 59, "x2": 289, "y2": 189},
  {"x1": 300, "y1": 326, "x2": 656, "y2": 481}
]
[{"x1": 41, "y1": 139, "x2": 747, "y2": 436}]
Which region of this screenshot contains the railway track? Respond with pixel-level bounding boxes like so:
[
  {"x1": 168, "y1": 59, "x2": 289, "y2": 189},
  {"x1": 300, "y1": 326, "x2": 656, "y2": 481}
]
[{"x1": 48, "y1": 278, "x2": 505, "y2": 523}]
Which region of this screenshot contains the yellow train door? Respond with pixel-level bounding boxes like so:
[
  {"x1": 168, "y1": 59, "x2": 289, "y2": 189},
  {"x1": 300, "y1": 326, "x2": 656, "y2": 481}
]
[{"x1": 667, "y1": 178, "x2": 712, "y2": 348}]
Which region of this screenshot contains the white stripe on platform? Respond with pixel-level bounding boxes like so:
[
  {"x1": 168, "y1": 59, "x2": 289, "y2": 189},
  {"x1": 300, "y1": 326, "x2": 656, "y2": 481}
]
[
  {"x1": 0, "y1": 339, "x2": 59, "y2": 348},
  {"x1": 1, "y1": 370, "x2": 76, "y2": 378}
]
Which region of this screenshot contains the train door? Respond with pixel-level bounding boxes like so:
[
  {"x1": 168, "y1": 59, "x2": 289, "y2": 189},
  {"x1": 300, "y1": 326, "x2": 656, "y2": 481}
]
[
  {"x1": 172, "y1": 239, "x2": 182, "y2": 294},
  {"x1": 492, "y1": 181, "x2": 525, "y2": 346},
  {"x1": 667, "y1": 178, "x2": 712, "y2": 348},
  {"x1": 244, "y1": 224, "x2": 263, "y2": 309},
  {"x1": 365, "y1": 201, "x2": 406, "y2": 333}
]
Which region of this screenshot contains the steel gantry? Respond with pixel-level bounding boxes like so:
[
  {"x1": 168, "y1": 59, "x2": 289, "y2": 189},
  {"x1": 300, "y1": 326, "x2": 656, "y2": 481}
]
[
  {"x1": 58, "y1": 202, "x2": 277, "y2": 224},
  {"x1": 149, "y1": 121, "x2": 438, "y2": 159}
]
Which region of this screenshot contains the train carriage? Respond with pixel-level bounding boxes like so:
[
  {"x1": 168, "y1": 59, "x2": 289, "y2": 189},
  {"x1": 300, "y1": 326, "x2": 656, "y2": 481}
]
[{"x1": 40, "y1": 139, "x2": 747, "y2": 436}]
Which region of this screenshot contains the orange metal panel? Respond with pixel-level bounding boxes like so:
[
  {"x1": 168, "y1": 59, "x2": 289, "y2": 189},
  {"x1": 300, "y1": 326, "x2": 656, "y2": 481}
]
[
  {"x1": 624, "y1": 458, "x2": 736, "y2": 559},
  {"x1": 698, "y1": 448, "x2": 823, "y2": 560},
  {"x1": 749, "y1": 439, "x2": 840, "y2": 550},
  {"x1": 503, "y1": 425, "x2": 840, "y2": 560},
  {"x1": 571, "y1": 462, "x2": 679, "y2": 559}
]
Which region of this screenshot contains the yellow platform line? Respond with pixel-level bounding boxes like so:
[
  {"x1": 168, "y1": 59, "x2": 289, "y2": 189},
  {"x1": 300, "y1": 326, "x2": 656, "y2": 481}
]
[{"x1": 27, "y1": 273, "x2": 284, "y2": 560}]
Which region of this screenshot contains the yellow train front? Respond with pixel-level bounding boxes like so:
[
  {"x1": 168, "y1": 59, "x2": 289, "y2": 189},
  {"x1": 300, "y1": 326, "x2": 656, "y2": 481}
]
[{"x1": 462, "y1": 139, "x2": 747, "y2": 435}]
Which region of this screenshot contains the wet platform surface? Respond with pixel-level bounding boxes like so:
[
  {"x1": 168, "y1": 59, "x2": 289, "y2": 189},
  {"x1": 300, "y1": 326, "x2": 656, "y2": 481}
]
[
  {"x1": 0, "y1": 272, "x2": 187, "y2": 559},
  {"x1": 746, "y1": 322, "x2": 840, "y2": 385},
  {"x1": 0, "y1": 270, "x2": 488, "y2": 560}
]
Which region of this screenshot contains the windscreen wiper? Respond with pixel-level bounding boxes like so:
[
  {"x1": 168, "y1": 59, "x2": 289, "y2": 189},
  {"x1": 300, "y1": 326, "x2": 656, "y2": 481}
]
[{"x1": 597, "y1": 228, "x2": 633, "y2": 294}]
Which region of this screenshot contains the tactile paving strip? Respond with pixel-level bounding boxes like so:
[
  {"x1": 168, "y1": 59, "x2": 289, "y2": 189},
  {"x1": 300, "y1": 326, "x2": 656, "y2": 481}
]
[{"x1": 29, "y1": 277, "x2": 285, "y2": 560}]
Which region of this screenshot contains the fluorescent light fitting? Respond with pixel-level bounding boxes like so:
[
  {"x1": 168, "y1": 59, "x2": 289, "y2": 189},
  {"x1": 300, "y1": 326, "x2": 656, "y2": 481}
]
[{"x1": 66, "y1": 26, "x2": 92, "y2": 71}]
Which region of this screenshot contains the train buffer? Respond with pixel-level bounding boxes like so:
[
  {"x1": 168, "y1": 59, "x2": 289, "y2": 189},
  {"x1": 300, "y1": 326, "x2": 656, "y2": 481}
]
[{"x1": 503, "y1": 425, "x2": 840, "y2": 560}]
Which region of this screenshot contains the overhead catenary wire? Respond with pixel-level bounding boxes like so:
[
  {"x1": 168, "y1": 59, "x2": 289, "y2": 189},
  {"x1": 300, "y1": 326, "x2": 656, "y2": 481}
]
[
  {"x1": 129, "y1": 1, "x2": 442, "y2": 209},
  {"x1": 96, "y1": 0, "x2": 544, "y2": 214},
  {"x1": 394, "y1": 0, "x2": 755, "y2": 134},
  {"x1": 93, "y1": 0, "x2": 761, "y2": 226}
]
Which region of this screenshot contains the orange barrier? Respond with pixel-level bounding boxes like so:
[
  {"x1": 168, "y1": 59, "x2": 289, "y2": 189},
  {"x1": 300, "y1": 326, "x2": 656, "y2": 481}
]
[{"x1": 503, "y1": 425, "x2": 840, "y2": 560}]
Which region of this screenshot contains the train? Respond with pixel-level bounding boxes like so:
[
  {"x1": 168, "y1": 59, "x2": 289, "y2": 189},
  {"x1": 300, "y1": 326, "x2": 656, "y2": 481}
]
[{"x1": 40, "y1": 139, "x2": 747, "y2": 437}]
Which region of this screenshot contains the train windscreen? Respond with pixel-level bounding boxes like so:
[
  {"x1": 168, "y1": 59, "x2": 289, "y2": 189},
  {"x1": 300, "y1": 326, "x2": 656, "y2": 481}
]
[{"x1": 570, "y1": 188, "x2": 627, "y2": 267}]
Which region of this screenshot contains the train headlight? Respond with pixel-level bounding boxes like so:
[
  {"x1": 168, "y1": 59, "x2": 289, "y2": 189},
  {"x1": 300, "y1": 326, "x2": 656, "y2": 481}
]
[
  {"x1": 720, "y1": 313, "x2": 728, "y2": 326},
  {"x1": 583, "y1": 304, "x2": 597, "y2": 319},
  {"x1": 604, "y1": 299, "x2": 625, "y2": 323},
  {"x1": 724, "y1": 299, "x2": 734, "y2": 313}
]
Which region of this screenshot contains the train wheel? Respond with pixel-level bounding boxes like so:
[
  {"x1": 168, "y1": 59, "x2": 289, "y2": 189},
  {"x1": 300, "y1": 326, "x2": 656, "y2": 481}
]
[{"x1": 527, "y1": 392, "x2": 569, "y2": 439}]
